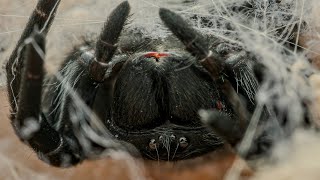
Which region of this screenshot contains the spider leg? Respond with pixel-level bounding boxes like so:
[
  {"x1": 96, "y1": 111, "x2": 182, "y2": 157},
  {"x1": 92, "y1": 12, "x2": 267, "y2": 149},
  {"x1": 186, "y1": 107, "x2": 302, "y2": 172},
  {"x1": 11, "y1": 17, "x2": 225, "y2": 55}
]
[
  {"x1": 47, "y1": 0, "x2": 129, "y2": 122},
  {"x1": 80, "y1": 1, "x2": 130, "y2": 121},
  {"x1": 6, "y1": 0, "x2": 61, "y2": 119},
  {"x1": 43, "y1": 1, "x2": 131, "y2": 159},
  {"x1": 4, "y1": 0, "x2": 85, "y2": 167},
  {"x1": 14, "y1": 31, "x2": 83, "y2": 167},
  {"x1": 199, "y1": 110, "x2": 246, "y2": 147},
  {"x1": 6, "y1": 0, "x2": 131, "y2": 166},
  {"x1": 89, "y1": 1, "x2": 130, "y2": 82},
  {"x1": 159, "y1": 8, "x2": 248, "y2": 132}
]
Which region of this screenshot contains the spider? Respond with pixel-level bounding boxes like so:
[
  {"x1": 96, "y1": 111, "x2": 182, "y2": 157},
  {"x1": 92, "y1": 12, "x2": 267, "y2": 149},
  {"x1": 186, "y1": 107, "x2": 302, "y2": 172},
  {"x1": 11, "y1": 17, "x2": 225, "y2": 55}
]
[{"x1": 5, "y1": 0, "x2": 306, "y2": 167}]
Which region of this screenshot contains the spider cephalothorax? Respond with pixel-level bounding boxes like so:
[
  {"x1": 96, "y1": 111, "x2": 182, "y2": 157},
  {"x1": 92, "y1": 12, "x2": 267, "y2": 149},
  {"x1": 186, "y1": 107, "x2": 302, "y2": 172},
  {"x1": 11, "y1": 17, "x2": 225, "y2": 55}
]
[{"x1": 6, "y1": 0, "x2": 307, "y2": 167}]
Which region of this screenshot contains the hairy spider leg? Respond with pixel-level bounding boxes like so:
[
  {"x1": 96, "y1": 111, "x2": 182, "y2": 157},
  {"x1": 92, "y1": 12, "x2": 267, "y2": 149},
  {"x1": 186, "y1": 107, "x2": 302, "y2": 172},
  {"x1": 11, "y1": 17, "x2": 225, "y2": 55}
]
[
  {"x1": 6, "y1": 0, "x2": 61, "y2": 120},
  {"x1": 3, "y1": 0, "x2": 86, "y2": 167},
  {"x1": 4, "y1": 0, "x2": 86, "y2": 167},
  {"x1": 55, "y1": 1, "x2": 130, "y2": 138},
  {"x1": 88, "y1": 1, "x2": 130, "y2": 120},
  {"x1": 89, "y1": 1, "x2": 130, "y2": 82},
  {"x1": 6, "y1": 0, "x2": 132, "y2": 167},
  {"x1": 15, "y1": 30, "x2": 85, "y2": 167}
]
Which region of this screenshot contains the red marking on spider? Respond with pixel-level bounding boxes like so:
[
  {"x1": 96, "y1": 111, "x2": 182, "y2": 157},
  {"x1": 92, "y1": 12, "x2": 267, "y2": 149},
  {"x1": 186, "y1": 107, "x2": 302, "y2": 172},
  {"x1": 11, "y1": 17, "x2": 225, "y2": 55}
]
[{"x1": 144, "y1": 52, "x2": 169, "y2": 61}]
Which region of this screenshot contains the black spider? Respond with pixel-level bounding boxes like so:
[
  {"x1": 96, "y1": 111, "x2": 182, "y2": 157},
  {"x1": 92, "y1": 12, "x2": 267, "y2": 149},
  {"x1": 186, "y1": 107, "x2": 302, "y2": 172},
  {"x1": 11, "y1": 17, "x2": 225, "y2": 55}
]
[{"x1": 6, "y1": 0, "x2": 305, "y2": 167}]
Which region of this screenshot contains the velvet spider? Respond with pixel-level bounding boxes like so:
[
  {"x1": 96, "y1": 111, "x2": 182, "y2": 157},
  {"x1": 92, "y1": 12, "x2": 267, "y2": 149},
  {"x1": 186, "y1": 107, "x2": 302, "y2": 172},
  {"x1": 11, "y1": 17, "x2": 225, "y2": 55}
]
[{"x1": 6, "y1": 0, "x2": 300, "y2": 167}]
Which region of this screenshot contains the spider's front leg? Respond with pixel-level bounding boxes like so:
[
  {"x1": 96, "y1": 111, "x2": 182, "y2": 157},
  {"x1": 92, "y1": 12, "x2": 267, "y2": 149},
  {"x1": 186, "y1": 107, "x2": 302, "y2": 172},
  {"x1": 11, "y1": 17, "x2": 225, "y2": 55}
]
[
  {"x1": 5, "y1": 0, "x2": 80, "y2": 167},
  {"x1": 50, "y1": 1, "x2": 131, "y2": 157},
  {"x1": 6, "y1": 0, "x2": 131, "y2": 167},
  {"x1": 15, "y1": 30, "x2": 85, "y2": 167},
  {"x1": 6, "y1": 0, "x2": 61, "y2": 120}
]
